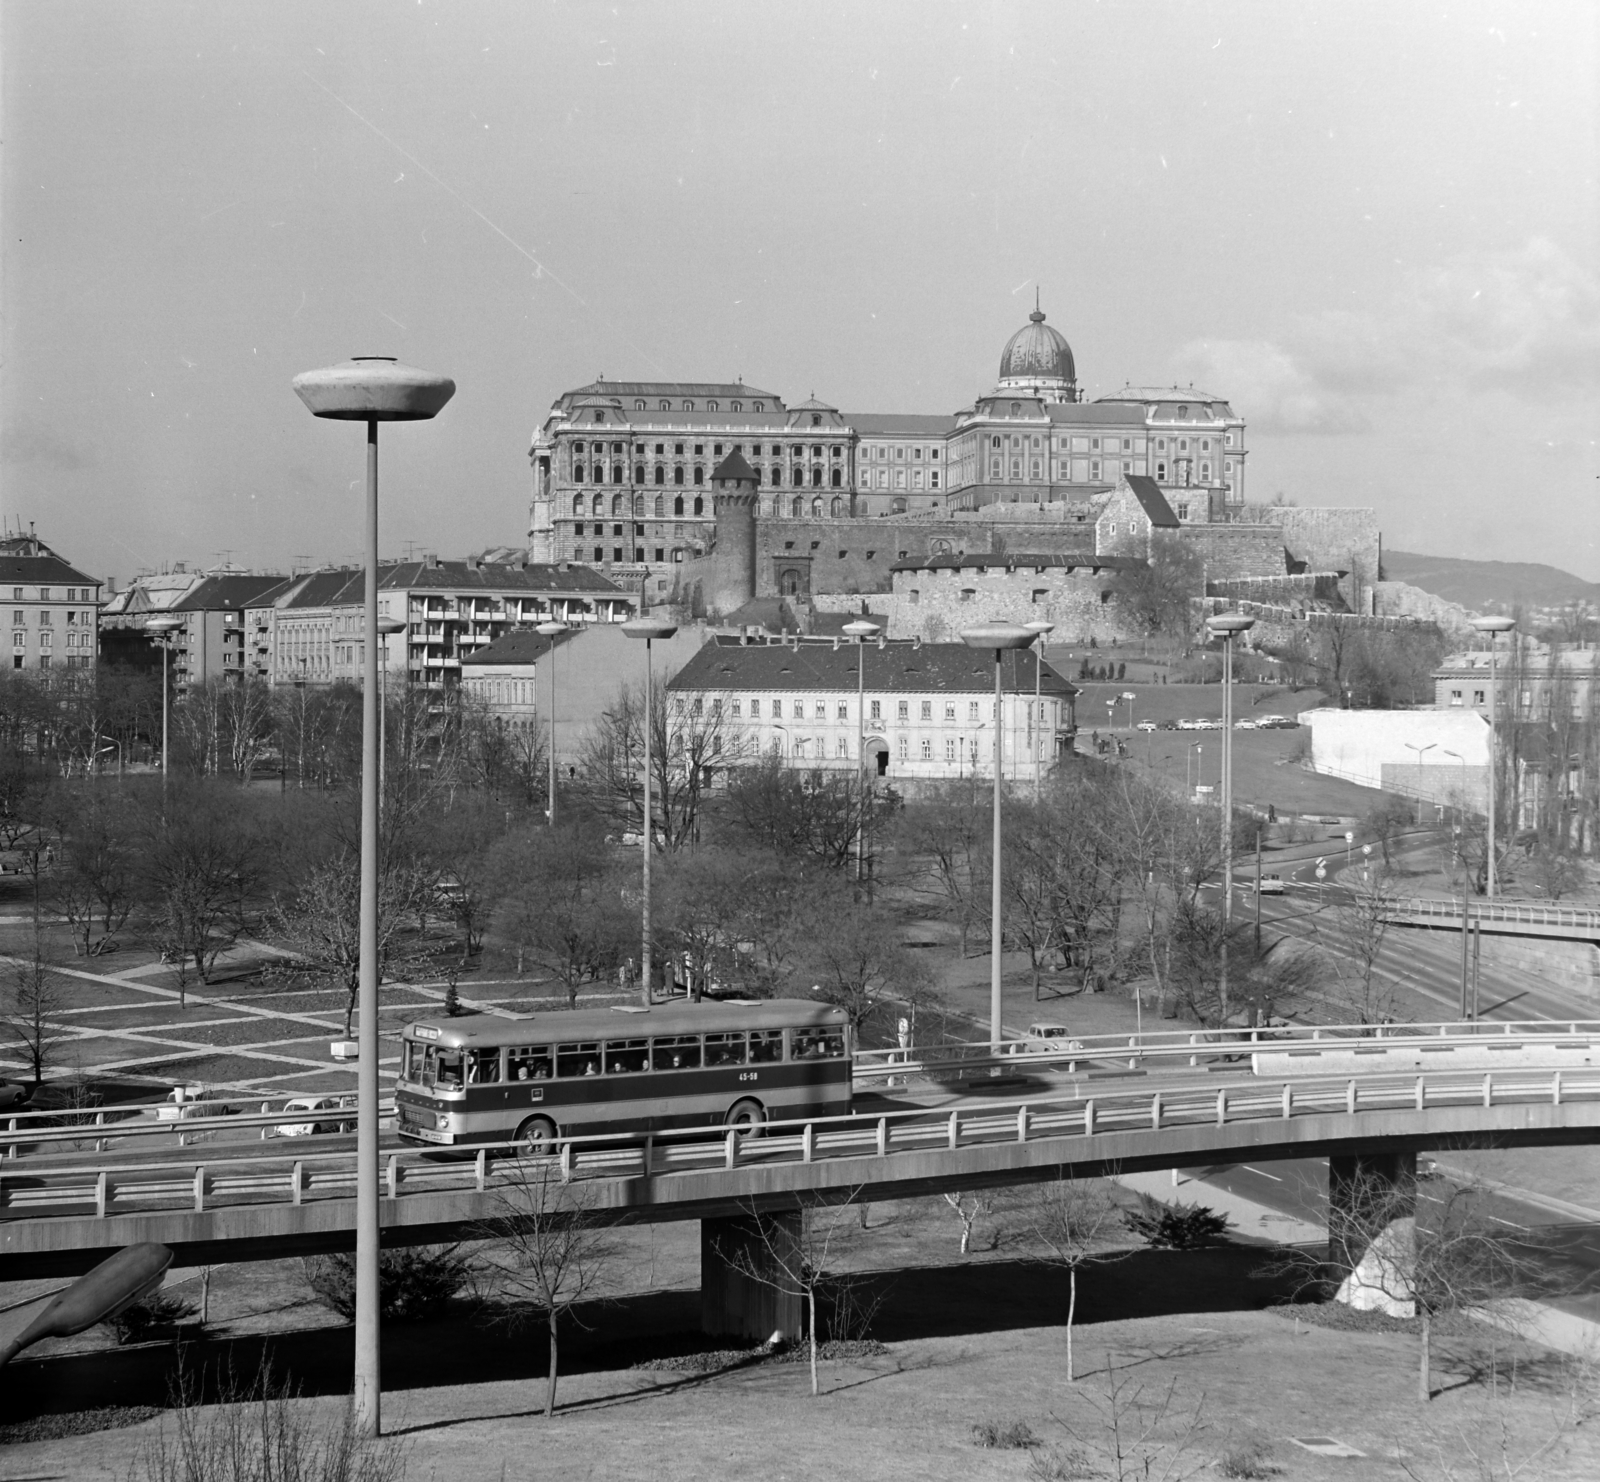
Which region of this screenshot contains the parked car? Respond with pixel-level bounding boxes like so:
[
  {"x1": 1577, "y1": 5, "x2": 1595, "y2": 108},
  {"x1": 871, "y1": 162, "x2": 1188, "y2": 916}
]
[
  {"x1": 1136, "y1": 720, "x2": 1157, "y2": 732},
  {"x1": 1176, "y1": 718, "x2": 1200, "y2": 730},
  {"x1": 1233, "y1": 719, "x2": 1258, "y2": 730},
  {"x1": 1157, "y1": 720, "x2": 1181, "y2": 731},
  {"x1": 272, "y1": 1096, "x2": 356, "y2": 1138},
  {"x1": 0, "y1": 1081, "x2": 30, "y2": 1111}
]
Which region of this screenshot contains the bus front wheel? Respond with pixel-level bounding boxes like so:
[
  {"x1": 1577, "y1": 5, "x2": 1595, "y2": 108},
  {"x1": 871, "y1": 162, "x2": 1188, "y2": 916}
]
[
  {"x1": 724, "y1": 1099, "x2": 765, "y2": 1137},
  {"x1": 515, "y1": 1115, "x2": 558, "y2": 1156}
]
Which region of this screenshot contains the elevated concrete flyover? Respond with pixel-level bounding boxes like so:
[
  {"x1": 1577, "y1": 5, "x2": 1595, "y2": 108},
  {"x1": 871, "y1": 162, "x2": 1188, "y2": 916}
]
[
  {"x1": 5, "y1": 1067, "x2": 1599, "y2": 1282},
  {"x1": 1382, "y1": 896, "x2": 1600, "y2": 945}
]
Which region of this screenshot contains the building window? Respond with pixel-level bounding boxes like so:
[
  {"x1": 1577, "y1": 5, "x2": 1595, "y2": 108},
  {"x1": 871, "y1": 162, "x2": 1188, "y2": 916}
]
[
  {"x1": 920, "y1": 700, "x2": 932, "y2": 720},
  {"x1": 897, "y1": 736, "x2": 908, "y2": 761},
  {"x1": 750, "y1": 700, "x2": 760, "y2": 718},
  {"x1": 870, "y1": 700, "x2": 881, "y2": 720},
  {"x1": 960, "y1": 588, "x2": 975, "y2": 602},
  {"x1": 1449, "y1": 690, "x2": 1463, "y2": 706},
  {"x1": 897, "y1": 700, "x2": 909, "y2": 721},
  {"x1": 693, "y1": 496, "x2": 704, "y2": 514},
  {"x1": 921, "y1": 738, "x2": 932, "y2": 760},
  {"x1": 967, "y1": 702, "x2": 979, "y2": 721},
  {"x1": 945, "y1": 738, "x2": 957, "y2": 761},
  {"x1": 693, "y1": 468, "x2": 704, "y2": 486},
  {"x1": 732, "y1": 700, "x2": 742, "y2": 718},
  {"x1": 944, "y1": 702, "x2": 956, "y2": 721}
]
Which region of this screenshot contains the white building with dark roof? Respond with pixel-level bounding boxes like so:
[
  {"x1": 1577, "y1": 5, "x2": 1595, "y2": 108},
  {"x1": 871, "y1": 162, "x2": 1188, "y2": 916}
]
[
  {"x1": 665, "y1": 633, "x2": 1077, "y2": 783},
  {"x1": 1, "y1": 532, "x2": 103, "y2": 673}
]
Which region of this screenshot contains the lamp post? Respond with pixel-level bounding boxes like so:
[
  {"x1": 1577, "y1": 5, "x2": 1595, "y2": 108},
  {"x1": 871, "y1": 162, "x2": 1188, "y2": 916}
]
[
  {"x1": 292, "y1": 356, "x2": 454, "y2": 1440},
  {"x1": 535, "y1": 621, "x2": 568, "y2": 827},
  {"x1": 1442, "y1": 749, "x2": 1468, "y2": 826},
  {"x1": 960, "y1": 623, "x2": 1038, "y2": 1051},
  {"x1": 1206, "y1": 611, "x2": 1256, "y2": 1024},
  {"x1": 621, "y1": 616, "x2": 678, "y2": 1007},
  {"x1": 1403, "y1": 742, "x2": 1436, "y2": 825},
  {"x1": 1470, "y1": 615, "x2": 1516, "y2": 897},
  {"x1": 375, "y1": 616, "x2": 405, "y2": 805},
  {"x1": 144, "y1": 616, "x2": 183, "y2": 779},
  {"x1": 843, "y1": 620, "x2": 880, "y2": 883},
  {"x1": 1023, "y1": 620, "x2": 1055, "y2": 800}
]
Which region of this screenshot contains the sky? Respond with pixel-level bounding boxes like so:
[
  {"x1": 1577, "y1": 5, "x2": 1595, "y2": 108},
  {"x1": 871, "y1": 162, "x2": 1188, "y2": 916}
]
[{"x1": 3, "y1": 0, "x2": 1596, "y2": 586}]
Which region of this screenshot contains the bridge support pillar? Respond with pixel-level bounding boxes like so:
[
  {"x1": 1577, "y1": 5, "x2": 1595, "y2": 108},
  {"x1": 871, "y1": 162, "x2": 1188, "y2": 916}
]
[
  {"x1": 700, "y1": 1211, "x2": 803, "y2": 1342},
  {"x1": 1328, "y1": 1151, "x2": 1416, "y2": 1318}
]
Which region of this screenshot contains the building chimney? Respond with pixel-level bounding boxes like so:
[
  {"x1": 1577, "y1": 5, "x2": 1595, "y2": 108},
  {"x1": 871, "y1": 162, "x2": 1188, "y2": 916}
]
[
  {"x1": 467, "y1": 556, "x2": 482, "y2": 572},
  {"x1": 877, "y1": 634, "x2": 887, "y2": 650}
]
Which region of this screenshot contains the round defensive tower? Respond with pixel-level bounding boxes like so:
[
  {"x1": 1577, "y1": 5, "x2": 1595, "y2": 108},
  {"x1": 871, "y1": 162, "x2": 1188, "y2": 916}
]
[{"x1": 709, "y1": 449, "x2": 760, "y2": 613}]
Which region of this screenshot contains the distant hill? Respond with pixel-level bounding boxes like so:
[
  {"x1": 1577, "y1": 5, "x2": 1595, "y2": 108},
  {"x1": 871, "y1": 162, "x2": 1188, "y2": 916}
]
[{"x1": 1382, "y1": 551, "x2": 1600, "y2": 610}]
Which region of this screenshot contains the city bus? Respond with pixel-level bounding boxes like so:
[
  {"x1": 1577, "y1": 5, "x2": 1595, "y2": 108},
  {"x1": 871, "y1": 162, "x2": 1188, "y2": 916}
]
[{"x1": 395, "y1": 998, "x2": 852, "y2": 1152}]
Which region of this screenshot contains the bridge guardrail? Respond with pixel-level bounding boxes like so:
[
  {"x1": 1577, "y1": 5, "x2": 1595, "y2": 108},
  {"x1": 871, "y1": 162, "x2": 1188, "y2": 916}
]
[
  {"x1": 4, "y1": 1065, "x2": 1597, "y2": 1226},
  {"x1": 1383, "y1": 897, "x2": 1600, "y2": 932},
  {"x1": 6, "y1": 1021, "x2": 1598, "y2": 1154}
]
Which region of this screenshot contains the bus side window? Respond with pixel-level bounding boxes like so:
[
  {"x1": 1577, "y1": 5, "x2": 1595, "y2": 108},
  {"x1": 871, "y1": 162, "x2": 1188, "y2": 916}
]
[
  {"x1": 557, "y1": 1042, "x2": 602, "y2": 1078},
  {"x1": 651, "y1": 1035, "x2": 702, "y2": 1071},
  {"x1": 467, "y1": 1048, "x2": 502, "y2": 1084},
  {"x1": 401, "y1": 1042, "x2": 418, "y2": 1081},
  {"x1": 606, "y1": 1039, "x2": 649, "y2": 1074},
  {"x1": 509, "y1": 1046, "x2": 552, "y2": 1081},
  {"x1": 793, "y1": 1028, "x2": 846, "y2": 1060},
  {"x1": 704, "y1": 1032, "x2": 746, "y2": 1067},
  {"x1": 748, "y1": 1030, "x2": 784, "y2": 1064},
  {"x1": 436, "y1": 1051, "x2": 463, "y2": 1089}
]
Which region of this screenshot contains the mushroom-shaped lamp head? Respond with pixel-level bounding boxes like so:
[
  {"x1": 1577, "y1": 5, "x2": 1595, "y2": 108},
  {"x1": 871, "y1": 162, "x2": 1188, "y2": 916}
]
[
  {"x1": 960, "y1": 623, "x2": 1038, "y2": 651},
  {"x1": 621, "y1": 618, "x2": 678, "y2": 641},
  {"x1": 292, "y1": 358, "x2": 455, "y2": 422}
]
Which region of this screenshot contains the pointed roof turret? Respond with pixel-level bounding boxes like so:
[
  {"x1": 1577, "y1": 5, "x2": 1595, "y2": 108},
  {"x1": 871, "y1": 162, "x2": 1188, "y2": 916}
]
[{"x1": 711, "y1": 448, "x2": 758, "y2": 483}]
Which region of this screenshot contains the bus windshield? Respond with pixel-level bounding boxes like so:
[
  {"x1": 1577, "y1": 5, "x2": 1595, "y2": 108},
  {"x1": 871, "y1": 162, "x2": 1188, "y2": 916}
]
[{"x1": 409, "y1": 1044, "x2": 463, "y2": 1090}]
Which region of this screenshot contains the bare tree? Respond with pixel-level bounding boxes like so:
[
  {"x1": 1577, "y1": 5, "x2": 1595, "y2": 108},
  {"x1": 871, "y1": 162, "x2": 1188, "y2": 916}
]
[
  {"x1": 1029, "y1": 1177, "x2": 1128, "y2": 1383},
  {"x1": 714, "y1": 1191, "x2": 868, "y2": 1398},
  {"x1": 503, "y1": 826, "x2": 630, "y2": 1006},
  {"x1": 942, "y1": 1191, "x2": 993, "y2": 1255},
  {"x1": 578, "y1": 681, "x2": 740, "y2": 851},
  {"x1": 724, "y1": 756, "x2": 884, "y2": 870},
  {"x1": 216, "y1": 678, "x2": 277, "y2": 784},
  {"x1": 270, "y1": 851, "x2": 443, "y2": 1036},
  {"x1": 794, "y1": 891, "x2": 933, "y2": 1031},
  {"x1": 141, "y1": 783, "x2": 265, "y2": 989},
  {"x1": 49, "y1": 788, "x2": 140, "y2": 957},
  {"x1": 1111, "y1": 540, "x2": 1206, "y2": 649},
  {"x1": 895, "y1": 779, "x2": 987, "y2": 955},
  {"x1": 482, "y1": 1156, "x2": 615, "y2": 1418},
  {"x1": 2, "y1": 941, "x2": 69, "y2": 1089},
  {"x1": 1034, "y1": 1366, "x2": 1210, "y2": 1482},
  {"x1": 1268, "y1": 1169, "x2": 1556, "y2": 1404},
  {"x1": 1318, "y1": 868, "x2": 1402, "y2": 1024}
]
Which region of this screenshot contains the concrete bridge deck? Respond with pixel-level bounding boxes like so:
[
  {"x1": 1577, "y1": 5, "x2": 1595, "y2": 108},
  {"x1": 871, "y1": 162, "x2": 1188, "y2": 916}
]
[
  {"x1": 5, "y1": 1065, "x2": 1599, "y2": 1279},
  {"x1": 1383, "y1": 896, "x2": 1600, "y2": 943}
]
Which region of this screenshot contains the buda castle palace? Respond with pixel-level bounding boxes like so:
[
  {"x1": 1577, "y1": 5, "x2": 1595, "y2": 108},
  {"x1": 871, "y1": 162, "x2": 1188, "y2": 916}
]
[{"x1": 528, "y1": 303, "x2": 1249, "y2": 576}]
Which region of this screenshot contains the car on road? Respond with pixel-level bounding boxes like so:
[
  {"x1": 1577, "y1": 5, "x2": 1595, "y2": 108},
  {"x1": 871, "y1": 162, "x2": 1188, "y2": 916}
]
[
  {"x1": 1176, "y1": 718, "x2": 1201, "y2": 730},
  {"x1": 1255, "y1": 874, "x2": 1286, "y2": 895},
  {"x1": 1233, "y1": 719, "x2": 1257, "y2": 730},
  {"x1": 1011, "y1": 1021, "x2": 1086, "y2": 1055},
  {"x1": 271, "y1": 1096, "x2": 356, "y2": 1138},
  {"x1": 1135, "y1": 720, "x2": 1156, "y2": 732},
  {"x1": 0, "y1": 1081, "x2": 30, "y2": 1111}
]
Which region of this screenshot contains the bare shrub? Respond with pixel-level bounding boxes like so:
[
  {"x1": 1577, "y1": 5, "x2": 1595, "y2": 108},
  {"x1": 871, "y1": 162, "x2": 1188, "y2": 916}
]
[
  {"x1": 972, "y1": 1418, "x2": 1039, "y2": 1449},
  {"x1": 127, "y1": 1361, "x2": 405, "y2": 1482}
]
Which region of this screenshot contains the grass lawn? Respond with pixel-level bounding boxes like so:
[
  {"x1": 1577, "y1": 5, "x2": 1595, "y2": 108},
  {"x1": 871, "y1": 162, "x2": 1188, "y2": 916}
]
[{"x1": 3, "y1": 1195, "x2": 1593, "y2": 1481}]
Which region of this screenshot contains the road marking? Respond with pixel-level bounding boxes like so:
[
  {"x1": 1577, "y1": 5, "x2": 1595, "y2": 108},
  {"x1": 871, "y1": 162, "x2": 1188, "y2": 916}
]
[{"x1": 1241, "y1": 1164, "x2": 1283, "y2": 1181}]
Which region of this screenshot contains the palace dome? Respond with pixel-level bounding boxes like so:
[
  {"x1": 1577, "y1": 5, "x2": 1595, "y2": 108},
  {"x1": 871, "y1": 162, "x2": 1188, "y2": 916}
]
[{"x1": 998, "y1": 308, "x2": 1076, "y2": 387}]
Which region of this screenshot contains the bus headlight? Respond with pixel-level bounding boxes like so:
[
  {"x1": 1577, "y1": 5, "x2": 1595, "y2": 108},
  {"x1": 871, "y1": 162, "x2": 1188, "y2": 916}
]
[{"x1": 435, "y1": 1112, "x2": 451, "y2": 1130}]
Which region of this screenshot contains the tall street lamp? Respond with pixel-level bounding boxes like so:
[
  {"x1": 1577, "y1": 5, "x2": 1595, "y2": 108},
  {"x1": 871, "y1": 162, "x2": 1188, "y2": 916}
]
[
  {"x1": 960, "y1": 623, "x2": 1038, "y2": 1051},
  {"x1": 535, "y1": 621, "x2": 568, "y2": 826},
  {"x1": 843, "y1": 620, "x2": 880, "y2": 883},
  {"x1": 144, "y1": 616, "x2": 183, "y2": 778},
  {"x1": 1469, "y1": 614, "x2": 1516, "y2": 897},
  {"x1": 292, "y1": 356, "x2": 454, "y2": 1440},
  {"x1": 375, "y1": 616, "x2": 406, "y2": 804},
  {"x1": 622, "y1": 616, "x2": 677, "y2": 1006},
  {"x1": 1206, "y1": 611, "x2": 1255, "y2": 1024},
  {"x1": 1024, "y1": 620, "x2": 1055, "y2": 801}
]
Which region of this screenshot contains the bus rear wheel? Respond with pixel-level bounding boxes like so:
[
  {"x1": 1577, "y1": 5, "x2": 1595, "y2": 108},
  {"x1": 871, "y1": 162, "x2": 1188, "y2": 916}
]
[
  {"x1": 514, "y1": 1115, "x2": 558, "y2": 1156},
  {"x1": 724, "y1": 1099, "x2": 765, "y2": 1137}
]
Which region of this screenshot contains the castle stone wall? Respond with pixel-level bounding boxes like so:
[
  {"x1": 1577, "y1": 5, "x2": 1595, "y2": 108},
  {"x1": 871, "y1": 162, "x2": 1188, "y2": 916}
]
[{"x1": 879, "y1": 563, "x2": 1139, "y2": 645}]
